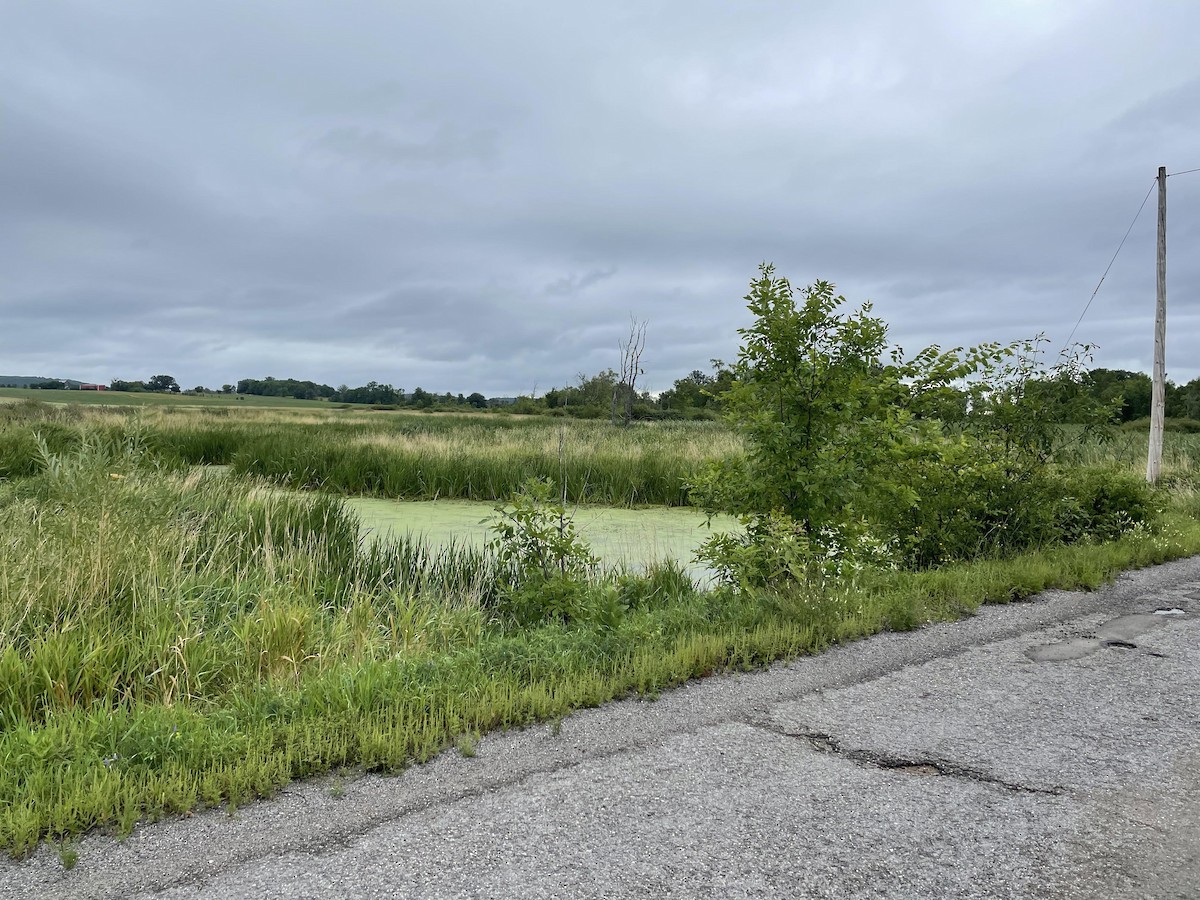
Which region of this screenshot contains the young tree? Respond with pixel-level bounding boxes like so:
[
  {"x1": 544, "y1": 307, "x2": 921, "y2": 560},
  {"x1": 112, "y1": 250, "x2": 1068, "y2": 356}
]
[
  {"x1": 691, "y1": 265, "x2": 1000, "y2": 583},
  {"x1": 692, "y1": 264, "x2": 1134, "y2": 583}
]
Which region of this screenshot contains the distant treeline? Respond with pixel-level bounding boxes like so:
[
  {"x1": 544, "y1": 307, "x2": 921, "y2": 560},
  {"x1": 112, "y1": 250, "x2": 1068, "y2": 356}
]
[
  {"x1": 235, "y1": 377, "x2": 336, "y2": 400},
  {"x1": 462, "y1": 365, "x2": 1200, "y2": 423},
  {"x1": 18, "y1": 365, "x2": 1200, "y2": 424},
  {"x1": 234, "y1": 377, "x2": 490, "y2": 408},
  {"x1": 1081, "y1": 369, "x2": 1200, "y2": 422}
]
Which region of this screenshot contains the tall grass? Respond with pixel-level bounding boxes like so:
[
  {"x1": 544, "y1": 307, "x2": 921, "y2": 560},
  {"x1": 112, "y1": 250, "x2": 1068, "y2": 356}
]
[
  {"x1": 0, "y1": 437, "x2": 513, "y2": 851},
  {"x1": 0, "y1": 404, "x2": 741, "y2": 505},
  {"x1": 1064, "y1": 424, "x2": 1200, "y2": 482},
  {"x1": 224, "y1": 422, "x2": 719, "y2": 505}
]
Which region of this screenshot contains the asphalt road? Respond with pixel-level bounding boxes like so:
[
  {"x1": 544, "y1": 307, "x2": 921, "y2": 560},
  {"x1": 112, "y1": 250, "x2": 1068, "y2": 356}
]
[{"x1": 5, "y1": 557, "x2": 1200, "y2": 899}]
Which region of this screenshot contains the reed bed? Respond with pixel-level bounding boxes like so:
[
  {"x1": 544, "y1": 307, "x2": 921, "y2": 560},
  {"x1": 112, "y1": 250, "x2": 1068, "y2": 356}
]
[
  {"x1": 0, "y1": 403, "x2": 743, "y2": 505},
  {"x1": 8, "y1": 400, "x2": 1200, "y2": 505},
  {"x1": 1061, "y1": 426, "x2": 1200, "y2": 479},
  {"x1": 224, "y1": 422, "x2": 732, "y2": 505}
]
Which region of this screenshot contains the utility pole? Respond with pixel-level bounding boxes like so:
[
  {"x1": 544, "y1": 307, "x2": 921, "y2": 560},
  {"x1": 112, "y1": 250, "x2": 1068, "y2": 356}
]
[{"x1": 1147, "y1": 166, "x2": 1167, "y2": 483}]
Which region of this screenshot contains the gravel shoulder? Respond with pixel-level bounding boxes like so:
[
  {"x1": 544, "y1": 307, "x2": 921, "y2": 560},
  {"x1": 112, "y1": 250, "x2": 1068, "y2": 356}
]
[{"x1": 5, "y1": 557, "x2": 1200, "y2": 899}]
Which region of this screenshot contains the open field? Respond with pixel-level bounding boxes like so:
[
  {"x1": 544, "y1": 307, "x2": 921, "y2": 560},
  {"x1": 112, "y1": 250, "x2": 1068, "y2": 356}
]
[
  {"x1": 2, "y1": 399, "x2": 1200, "y2": 857},
  {"x1": 0, "y1": 388, "x2": 336, "y2": 410}
]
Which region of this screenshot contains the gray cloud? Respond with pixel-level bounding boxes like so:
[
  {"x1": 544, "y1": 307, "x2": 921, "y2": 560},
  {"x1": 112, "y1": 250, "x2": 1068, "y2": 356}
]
[
  {"x1": 2, "y1": 1, "x2": 1199, "y2": 394},
  {"x1": 310, "y1": 124, "x2": 500, "y2": 169}
]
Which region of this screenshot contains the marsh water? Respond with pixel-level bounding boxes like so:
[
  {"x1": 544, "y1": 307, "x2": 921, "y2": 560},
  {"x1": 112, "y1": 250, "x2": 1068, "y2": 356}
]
[{"x1": 344, "y1": 497, "x2": 737, "y2": 578}]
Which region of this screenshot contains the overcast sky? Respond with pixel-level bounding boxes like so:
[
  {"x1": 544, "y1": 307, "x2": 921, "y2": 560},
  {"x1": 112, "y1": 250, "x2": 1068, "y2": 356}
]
[{"x1": 3, "y1": 1, "x2": 1199, "y2": 395}]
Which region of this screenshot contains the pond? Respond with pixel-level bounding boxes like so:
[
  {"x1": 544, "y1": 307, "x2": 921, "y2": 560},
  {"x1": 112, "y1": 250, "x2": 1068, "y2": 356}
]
[{"x1": 344, "y1": 497, "x2": 738, "y2": 580}]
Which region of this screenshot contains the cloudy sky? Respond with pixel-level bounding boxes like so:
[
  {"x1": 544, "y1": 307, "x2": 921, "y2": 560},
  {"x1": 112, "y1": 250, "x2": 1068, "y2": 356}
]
[{"x1": 3, "y1": 1, "x2": 1199, "y2": 395}]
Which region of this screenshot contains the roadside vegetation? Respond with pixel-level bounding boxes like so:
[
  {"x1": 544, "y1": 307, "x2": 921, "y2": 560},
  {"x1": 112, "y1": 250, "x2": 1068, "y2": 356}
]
[{"x1": 3, "y1": 265, "x2": 1200, "y2": 857}]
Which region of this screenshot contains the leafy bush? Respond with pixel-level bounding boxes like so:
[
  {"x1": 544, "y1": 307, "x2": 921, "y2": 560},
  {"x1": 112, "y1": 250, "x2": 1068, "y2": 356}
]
[
  {"x1": 700, "y1": 511, "x2": 899, "y2": 589},
  {"x1": 693, "y1": 265, "x2": 1142, "y2": 585},
  {"x1": 489, "y1": 477, "x2": 597, "y2": 584},
  {"x1": 1058, "y1": 467, "x2": 1158, "y2": 543},
  {"x1": 500, "y1": 577, "x2": 625, "y2": 629},
  {"x1": 489, "y1": 477, "x2": 603, "y2": 625},
  {"x1": 691, "y1": 266, "x2": 995, "y2": 582},
  {"x1": 884, "y1": 456, "x2": 1071, "y2": 567}
]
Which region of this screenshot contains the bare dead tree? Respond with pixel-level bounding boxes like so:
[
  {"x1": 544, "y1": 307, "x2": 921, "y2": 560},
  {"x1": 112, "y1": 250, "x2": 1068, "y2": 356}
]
[{"x1": 612, "y1": 317, "x2": 647, "y2": 427}]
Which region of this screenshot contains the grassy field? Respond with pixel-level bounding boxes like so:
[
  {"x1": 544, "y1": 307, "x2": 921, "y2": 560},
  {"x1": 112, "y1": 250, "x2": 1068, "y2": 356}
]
[
  {"x1": 2, "y1": 399, "x2": 1200, "y2": 857},
  {"x1": 0, "y1": 388, "x2": 336, "y2": 409}
]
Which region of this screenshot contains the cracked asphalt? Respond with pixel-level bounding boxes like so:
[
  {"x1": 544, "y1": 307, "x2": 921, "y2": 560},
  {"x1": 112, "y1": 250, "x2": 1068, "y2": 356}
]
[{"x1": 5, "y1": 557, "x2": 1200, "y2": 899}]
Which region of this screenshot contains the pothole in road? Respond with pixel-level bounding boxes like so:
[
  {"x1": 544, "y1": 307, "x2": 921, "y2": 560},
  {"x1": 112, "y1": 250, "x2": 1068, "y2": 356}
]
[
  {"x1": 1025, "y1": 613, "x2": 1171, "y2": 661},
  {"x1": 1024, "y1": 638, "x2": 1101, "y2": 662},
  {"x1": 1096, "y1": 614, "x2": 1164, "y2": 642},
  {"x1": 1101, "y1": 639, "x2": 1138, "y2": 650}
]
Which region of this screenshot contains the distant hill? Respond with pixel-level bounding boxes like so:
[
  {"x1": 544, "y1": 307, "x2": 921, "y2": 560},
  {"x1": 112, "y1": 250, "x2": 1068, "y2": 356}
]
[{"x1": 0, "y1": 376, "x2": 83, "y2": 388}]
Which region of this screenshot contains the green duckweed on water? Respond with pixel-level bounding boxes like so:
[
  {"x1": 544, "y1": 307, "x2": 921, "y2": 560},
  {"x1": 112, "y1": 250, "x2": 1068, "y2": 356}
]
[{"x1": 345, "y1": 497, "x2": 739, "y2": 578}]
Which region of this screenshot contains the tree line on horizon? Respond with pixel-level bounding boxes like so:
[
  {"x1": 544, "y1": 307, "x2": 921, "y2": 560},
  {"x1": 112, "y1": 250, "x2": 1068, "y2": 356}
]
[
  {"x1": 224, "y1": 365, "x2": 1200, "y2": 425},
  {"x1": 18, "y1": 366, "x2": 1200, "y2": 426}
]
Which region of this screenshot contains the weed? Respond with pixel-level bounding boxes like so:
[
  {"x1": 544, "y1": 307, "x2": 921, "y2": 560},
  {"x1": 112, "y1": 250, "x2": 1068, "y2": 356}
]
[{"x1": 58, "y1": 843, "x2": 78, "y2": 870}]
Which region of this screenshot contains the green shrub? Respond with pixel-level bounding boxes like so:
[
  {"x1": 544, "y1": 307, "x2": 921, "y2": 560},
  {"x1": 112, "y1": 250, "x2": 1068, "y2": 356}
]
[
  {"x1": 883, "y1": 449, "x2": 1065, "y2": 567},
  {"x1": 499, "y1": 577, "x2": 625, "y2": 628},
  {"x1": 488, "y1": 477, "x2": 598, "y2": 585},
  {"x1": 1058, "y1": 467, "x2": 1158, "y2": 542},
  {"x1": 693, "y1": 266, "x2": 1133, "y2": 581},
  {"x1": 888, "y1": 463, "x2": 1157, "y2": 568},
  {"x1": 616, "y1": 561, "x2": 695, "y2": 610},
  {"x1": 488, "y1": 477, "x2": 610, "y2": 626}
]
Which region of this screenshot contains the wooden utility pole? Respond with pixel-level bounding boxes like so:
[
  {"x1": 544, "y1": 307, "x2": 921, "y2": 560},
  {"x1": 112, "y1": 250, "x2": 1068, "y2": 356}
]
[{"x1": 1147, "y1": 166, "x2": 1167, "y2": 483}]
